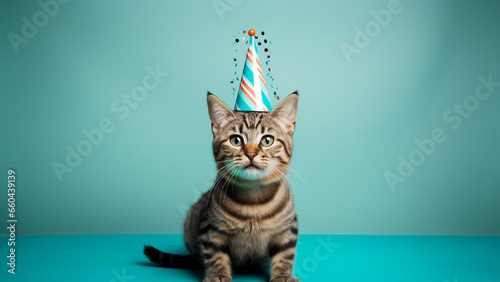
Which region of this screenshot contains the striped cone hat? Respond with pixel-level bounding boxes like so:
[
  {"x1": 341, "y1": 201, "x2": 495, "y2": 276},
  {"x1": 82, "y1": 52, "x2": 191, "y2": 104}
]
[{"x1": 234, "y1": 29, "x2": 272, "y2": 112}]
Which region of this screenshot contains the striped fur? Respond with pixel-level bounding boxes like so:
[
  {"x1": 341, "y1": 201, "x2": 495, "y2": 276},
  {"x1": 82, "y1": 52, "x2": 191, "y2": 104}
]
[{"x1": 145, "y1": 92, "x2": 300, "y2": 282}]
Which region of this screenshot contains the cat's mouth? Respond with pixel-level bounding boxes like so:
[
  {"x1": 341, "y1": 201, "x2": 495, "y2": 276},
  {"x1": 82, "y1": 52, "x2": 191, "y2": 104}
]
[
  {"x1": 244, "y1": 164, "x2": 262, "y2": 171},
  {"x1": 233, "y1": 162, "x2": 268, "y2": 181},
  {"x1": 237, "y1": 163, "x2": 265, "y2": 180}
]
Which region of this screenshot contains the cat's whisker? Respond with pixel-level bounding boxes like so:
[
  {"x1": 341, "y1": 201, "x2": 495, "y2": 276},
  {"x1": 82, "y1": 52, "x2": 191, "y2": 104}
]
[
  {"x1": 200, "y1": 165, "x2": 224, "y2": 191},
  {"x1": 276, "y1": 162, "x2": 306, "y2": 185},
  {"x1": 217, "y1": 163, "x2": 235, "y2": 205},
  {"x1": 214, "y1": 166, "x2": 233, "y2": 193},
  {"x1": 266, "y1": 162, "x2": 299, "y2": 197},
  {"x1": 219, "y1": 167, "x2": 233, "y2": 204},
  {"x1": 209, "y1": 163, "x2": 234, "y2": 201},
  {"x1": 221, "y1": 166, "x2": 239, "y2": 206},
  {"x1": 198, "y1": 160, "x2": 229, "y2": 180},
  {"x1": 219, "y1": 164, "x2": 238, "y2": 205}
]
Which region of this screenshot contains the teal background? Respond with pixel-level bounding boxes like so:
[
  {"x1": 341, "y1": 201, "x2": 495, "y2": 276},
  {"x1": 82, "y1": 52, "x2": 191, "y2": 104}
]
[{"x1": 1, "y1": 0, "x2": 499, "y2": 236}]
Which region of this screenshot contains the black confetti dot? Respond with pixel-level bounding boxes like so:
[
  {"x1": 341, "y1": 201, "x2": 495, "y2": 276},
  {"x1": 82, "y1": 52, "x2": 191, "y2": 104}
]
[
  {"x1": 235, "y1": 39, "x2": 239, "y2": 43},
  {"x1": 267, "y1": 55, "x2": 270, "y2": 58},
  {"x1": 255, "y1": 36, "x2": 258, "y2": 39},
  {"x1": 264, "y1": 48, "x2": 268, "y2": 52},
  {"x1": 261, "y1": 31, "x2": 265, "y2": 35},
  {"x1": 258, "y1": 42, "x2": 262, "y2": 46},
  {"x1": 233, "y1": 58, "x2": 237, "y2": 61},
  {"x1": 264, "y1": 39, "x2": 267, "y2": 43}
]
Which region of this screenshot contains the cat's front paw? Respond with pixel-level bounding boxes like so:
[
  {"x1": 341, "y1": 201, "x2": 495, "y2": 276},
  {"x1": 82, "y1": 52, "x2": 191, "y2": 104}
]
[
  {"x1": 203, "y1": 276, "x2": 232, "y2": 282},
  {"x1": 271, "y1": 276, "x2": 301, "y2": 282}
]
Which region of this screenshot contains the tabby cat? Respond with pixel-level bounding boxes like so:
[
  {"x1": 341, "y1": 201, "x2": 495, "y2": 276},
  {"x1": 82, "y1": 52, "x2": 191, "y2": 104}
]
[{"x1": 144, "y1": 92, "x2": 300, "y2": 282}]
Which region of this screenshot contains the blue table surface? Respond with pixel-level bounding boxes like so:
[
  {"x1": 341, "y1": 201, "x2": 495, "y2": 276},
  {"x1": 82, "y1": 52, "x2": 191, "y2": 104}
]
[{"x1": 1, "y1": 234, "x2": 499, "y2": 282}]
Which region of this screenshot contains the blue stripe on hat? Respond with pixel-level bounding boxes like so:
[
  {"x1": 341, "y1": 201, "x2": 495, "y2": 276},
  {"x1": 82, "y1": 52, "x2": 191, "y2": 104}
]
[
  {"x1": 250, "y1": 36, "x2": 255, "y2": 50},
  {"x1": 243, "y1": 62, "x2": 254, "y2": 87},
  {"x1": 235, "y1": 89, "x2": 253, "y2": 111},
  {"x1": 261, "y1": 89, "x2": 272, "y2": 111},
  {"x1": 238, "y1": 84, "x2": 259, "y2": 111}
]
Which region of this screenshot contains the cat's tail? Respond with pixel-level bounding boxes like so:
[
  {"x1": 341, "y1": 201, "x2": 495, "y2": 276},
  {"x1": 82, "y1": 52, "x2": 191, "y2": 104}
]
[{"x1": 143, "y1": 245, "x2": 203, "y2": 269}]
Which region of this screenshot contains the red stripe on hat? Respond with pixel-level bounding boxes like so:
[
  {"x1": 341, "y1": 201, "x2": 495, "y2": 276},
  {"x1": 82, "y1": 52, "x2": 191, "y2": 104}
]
[
  {"x1": 241, "y1": 84, "x2": 258, "y2": 107},
  {"x1": 258, "y1": 72, "x2": 267, "y2": 88},
  {"x1": 248, "y1": 47, "x2": 267, "y2": 90},
  {"x1": 246, "y1": 54, "x2": 254, "y2": 66},
  {"x1": 248, "y1": 48, "x2": 257, "y2": 61},
  {"x1": 248, "y1": 48, "x2": 255, "y2": 58},
  {"x1": 251, "y1": 50, "x2": 267, "y2": 88},
  {"x1": 257, "y1": 69, "x2": 267, "y2": 88},
  {"x1": 241, "y1": 78, "x2": 256, "y2": 98}
]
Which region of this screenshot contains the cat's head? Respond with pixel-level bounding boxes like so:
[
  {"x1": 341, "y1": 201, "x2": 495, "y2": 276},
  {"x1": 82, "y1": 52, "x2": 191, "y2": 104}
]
[{"x1": 207, "y1": 92, "x2": 298, "y2": 185}]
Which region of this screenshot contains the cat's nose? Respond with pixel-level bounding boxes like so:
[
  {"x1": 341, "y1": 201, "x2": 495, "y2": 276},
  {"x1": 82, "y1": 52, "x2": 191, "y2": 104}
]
[{"x1": 245, "y1": 151, "x2": 257, "y2": 161}]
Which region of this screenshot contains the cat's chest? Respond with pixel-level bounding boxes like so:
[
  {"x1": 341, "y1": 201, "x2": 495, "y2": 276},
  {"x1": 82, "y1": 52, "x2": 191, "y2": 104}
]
[{"x1": 228, "y1": 226, "x2": 272, "y2": 265}]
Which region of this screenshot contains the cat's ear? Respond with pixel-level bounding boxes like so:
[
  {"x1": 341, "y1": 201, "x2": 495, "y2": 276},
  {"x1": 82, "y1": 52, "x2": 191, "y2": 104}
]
[
  {"x1": 207, "y1": 92, "x2": 235, "y2": 134},
  {"x1": 271, "y1": 92, "x2": 299, "y2": 134}
]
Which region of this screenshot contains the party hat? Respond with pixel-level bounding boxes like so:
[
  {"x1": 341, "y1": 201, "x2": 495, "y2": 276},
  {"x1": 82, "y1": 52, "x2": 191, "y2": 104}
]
[{"x1": 234, "y1": 29, "x2": 273, "y2": 112}]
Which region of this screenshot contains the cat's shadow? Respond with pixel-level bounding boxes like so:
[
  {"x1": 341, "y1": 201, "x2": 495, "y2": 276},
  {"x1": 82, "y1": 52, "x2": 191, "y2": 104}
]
[{"x1": 136, "y1": 261, "x2": 269, "y2": 281}]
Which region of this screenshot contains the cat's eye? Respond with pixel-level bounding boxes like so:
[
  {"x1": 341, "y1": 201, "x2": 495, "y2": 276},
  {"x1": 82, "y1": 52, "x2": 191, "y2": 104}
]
[
  {"x1": 230, "y1": 135, "x2": 244, "y2": 147},
  {"x1": 260, "y1": 135, "x2": 274, "y2": 147}
]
